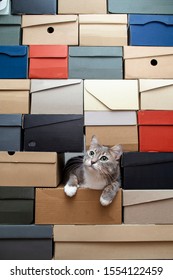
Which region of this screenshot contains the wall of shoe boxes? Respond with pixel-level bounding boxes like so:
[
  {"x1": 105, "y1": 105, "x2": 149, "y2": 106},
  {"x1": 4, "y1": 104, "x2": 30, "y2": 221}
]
[{"x1": 1, "y1": 0, "x2": 173, "y2": 260}]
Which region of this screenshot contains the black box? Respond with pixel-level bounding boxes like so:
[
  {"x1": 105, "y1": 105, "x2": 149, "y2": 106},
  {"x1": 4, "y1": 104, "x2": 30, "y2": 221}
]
[
  {"x1": 0, "y1": 225, "x2": 53, "y2": 260},
  {"x1": 0, "y1": 187, "x2": 34, "y2": 224},
  {"x1": 121, "y1": 152, "x2": 173, "y2": 189},
  {"x1": 23, "y1": 114, "x2": 84, "y2": 152},
  {"x1": 11, "y1": 0, "x2": 57, "y2": 15}
]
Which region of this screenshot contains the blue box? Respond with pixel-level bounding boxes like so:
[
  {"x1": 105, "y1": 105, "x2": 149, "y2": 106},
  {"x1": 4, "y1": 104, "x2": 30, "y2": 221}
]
[
  {"x1": 0, "y1": 46, "x2": 28, "y2": 78},
  {"x1": 129, "y1": 15, "x2": 173, "y2": 46}
]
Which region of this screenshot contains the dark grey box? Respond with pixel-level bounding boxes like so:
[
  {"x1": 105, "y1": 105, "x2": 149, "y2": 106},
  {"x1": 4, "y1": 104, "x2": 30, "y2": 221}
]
[
  {"x1": 0, "y1": 225, "x2": 53, "y2": 260},
  {"x1": 11, "y1": 0, "x2": 57, "y2": 15},
  {"x1": 0, "y1": 114, "x2": 22, "y2": 151},
  {"x1": 0, "y1": 15, "x2": 21, "y2": 45}
]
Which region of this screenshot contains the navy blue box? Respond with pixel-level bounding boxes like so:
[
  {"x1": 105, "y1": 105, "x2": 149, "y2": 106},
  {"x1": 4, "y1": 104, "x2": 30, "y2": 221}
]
[
  {"x1": 11, "y1": 0, "x2": 57, "y2": 15},
  {"x1": 129, "y1": 15, "x2": 173, "y2": 46},
  {"x1": 0, "y1": 46, "x2": 28, "y2": 78}
]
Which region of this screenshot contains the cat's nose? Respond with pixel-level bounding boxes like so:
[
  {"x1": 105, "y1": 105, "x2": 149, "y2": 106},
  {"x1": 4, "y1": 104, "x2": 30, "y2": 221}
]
[{"x1": 91, "y1": 160, "x2": 97, "y2": 165}]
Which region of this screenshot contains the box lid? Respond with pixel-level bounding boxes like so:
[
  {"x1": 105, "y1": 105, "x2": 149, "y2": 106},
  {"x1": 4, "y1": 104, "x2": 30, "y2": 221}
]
[
  {"x1": 22, "y1": 15, "x2": 78, "y2": 28},
  {"x1": 0, "y1": 15, "x2": 21, "y2": 25},
  {"x1": 54, "y1": 224, "x2": 173, "y2": 242},
  {"x1": 0, "y1": 79, "x2": 30, "y2": 90},
  {"x1": 0, "y1": 114, "x2": 22, "y2": 126},
  {"x1": 129, "y1": 14, "x2": 173, "y2": 25},
  {"x1": 123, "y1": 190, "x2": 173, "y2": 206},
  {"x1": 0, "y1": 45, "x2": 27, "y2": 57},
  {"x1": 31, "y1": 79, "x2": 82, "y2": 93},
  {"x1": 124, "y1": 46, "x2": 173, "y2": 59},
  {"x1": 79, "y1": 14, "x2": 127, "y2": 24},
  {"x1": 121, "y1": 152, "x2": 173, "y2": 167},
  {"x1": 0, "y1": 225, "x2": 52, "y2": 239},
  {"x1": 24, "y1": 114, "x2": 84, "y2": 129},
  {"x1": 139, "y1": 79, "x2": 173, "y2": 92},
  {"x1": 29, "y1": 45, "x2": 68, "y2": 58},
  {"x1": 138, "y1": 110, "x2": 173, "y2": 125},
  {"x1": 69, "y1": 46, "x2": 122, "y2": 57},
  {"x1": 11, "y1": 0, "x2": 56, "y2": 15},
  {"x1": 0, "y1": 187, "x2": 34, "y2": 199},
  {"x1": 0, "y1": 151, "x2": 57, "y2": 164}
]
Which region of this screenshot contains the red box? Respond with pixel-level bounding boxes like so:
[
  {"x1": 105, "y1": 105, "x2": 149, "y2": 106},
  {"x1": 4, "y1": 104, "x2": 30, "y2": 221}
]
[
  {"x1": 138, "y1": 110, "x2": 173, "y2": 152},
  {"x1": 29, "y1": 45, "x2": 68, "y2": 79}
]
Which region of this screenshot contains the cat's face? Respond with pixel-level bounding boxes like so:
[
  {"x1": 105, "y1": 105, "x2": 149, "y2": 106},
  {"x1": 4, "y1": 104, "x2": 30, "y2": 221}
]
[{"x1": 83, "y1": 136, "x2": 122, "y2": 180}]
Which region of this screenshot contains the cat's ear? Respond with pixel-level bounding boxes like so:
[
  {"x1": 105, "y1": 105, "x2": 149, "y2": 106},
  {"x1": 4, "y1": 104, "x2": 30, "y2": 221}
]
[
  {"x1": 90, "y1": 135, "x2": 99, "y2": 148},
  {"x1": 110, "y1": 144, "x2": 123, "y2": 160}
]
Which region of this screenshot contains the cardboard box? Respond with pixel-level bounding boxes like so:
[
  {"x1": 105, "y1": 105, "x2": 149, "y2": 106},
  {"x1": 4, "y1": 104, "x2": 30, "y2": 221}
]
[
  {"x1": 58, "y1": 0, "x2": 107, "y2": 14},
  {"x1": 84, "y1": 80, "x2": 139, "y2": 111},
  {"x1": 0, "y1": 152, "x2": 60, "y2": 187},
  {"x1": 0, "y1": 225, "x2": 53, "y2": 260},
  {"x1": 85, "y1": 126, "x2": 138, "y2": 151},
  {"x1": 30, "y1": 79, "x2": 83, "y2": 114},
  {"x1": 79, "y1": 14, "x2": 127, "y2": 46},
  {"x1": 35, "y1": 187, "x2": 122, "y2": 225},
  {"x1": 0, "y1": 114, "x2": 22, "y2": 151},
  {"x1": 0, "y1": 15, "x2": 21, "y2": 45},
  {"x1": 139, "y1": 79, "x2": 173, "y2": 110},
  {"x1": 69, "y1": 46, "x2": 123, "y2": 79},
  {"x1": 0, "y1": 187, "x2": 34, "y2": 224},
  {"x1": 54, "y1": 224, "x2": 173, "y2": 259},
  {"x1": 138, "y1": 110, "x2": 173, "y2": 152},
  {"x1": 22, "y1": 15, "x2": 78, "y2": 45},
  {"x1": 0, "y1": 45, "x2": 28, "y2": 79},
  {"x1": 108, "y1": 0, "x2": 173, "y2": 14},
  {"x1": 0, "y1": 79, "x2": 30, "y2": 114},
  {"x1": 11, "y1": 0, "x2": 56, "y2": 15},
  {"x1": 23, "y1": 114, "x2": 84, "y2": 152},
  {"x1": 129, "y1": 15, "x2": 173, "y2": 46},
  {"x1": 123, "y1": 190, "x2": 173, "y2": 224},
  {"x1": 0, "y1": 0, "x2": 10, "y2": 15},
  {"x1": 29, "y1": 45, "x2": 68, "y2": 79},
  {"x1": 121, "y1": 152, "x2": 173, "y2": 190},
  {"x1": 124, "y1": 46, "x2": 173, "y2": 79}
]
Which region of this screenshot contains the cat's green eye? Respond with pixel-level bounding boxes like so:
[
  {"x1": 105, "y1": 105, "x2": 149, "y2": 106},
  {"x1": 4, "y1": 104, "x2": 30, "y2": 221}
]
[
  {"x1": 89, "y1": 150, "x2": 95, "y2": 157},
  {"x1": 100, "y1": 156, "x2": 108, "y2": 162}
]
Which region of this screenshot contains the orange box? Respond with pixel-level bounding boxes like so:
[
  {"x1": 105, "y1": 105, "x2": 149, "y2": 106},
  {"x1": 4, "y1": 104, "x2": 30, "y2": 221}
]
[
  {"x1": 29, "y1": 45, "x2": 68, "y2": 79},
  {"x1": 138, "y1": 110, "x2": 173, "y2": 152}
]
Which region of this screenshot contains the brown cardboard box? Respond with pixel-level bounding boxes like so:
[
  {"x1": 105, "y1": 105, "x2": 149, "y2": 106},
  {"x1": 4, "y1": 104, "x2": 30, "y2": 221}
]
[
  {"x1": 85, "y1": 126, "x2": 138, "y2": 151},
  {"x1": 54, "y1": 224, "x2": 173, "y2": 259},
  {"x1": 123, "y1": 190, "x2": 173, "y2": 224},
  {"x1": 58, "y1": 0, "x2": 107, "y2": 14},
  {"x1": 22, "y1": 15, "x2": 78, "y2": 45},
  {"x1": 0, "y1": 79, "x2": 30, "y2": 114},
  {"x1": 35, "y1": 187, "x2": 122, "y2": 225},
  {"x1": 124, "y1": 46, "x2": 173, "y2": 79},
  {"x1": 0, "y1": 152, "x2": 62, "y2": 187}
]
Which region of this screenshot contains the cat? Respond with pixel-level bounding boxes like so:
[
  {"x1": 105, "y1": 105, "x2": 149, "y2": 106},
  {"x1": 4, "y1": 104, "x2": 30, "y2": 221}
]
[{"x1": 63, "y1": 135, "x2": 123, "y2": 206}]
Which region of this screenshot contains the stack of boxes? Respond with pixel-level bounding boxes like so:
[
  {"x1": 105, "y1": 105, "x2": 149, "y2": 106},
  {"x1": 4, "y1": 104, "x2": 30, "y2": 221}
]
[{"x1": 0, "y1": 0, "x2": 173, "y2": 260}]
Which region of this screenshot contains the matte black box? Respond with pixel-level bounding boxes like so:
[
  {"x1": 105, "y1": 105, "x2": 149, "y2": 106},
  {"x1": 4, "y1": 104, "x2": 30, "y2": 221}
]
[
  {"x1": 11, "y1": 0, "x2": 57, "y2": 15},
  {"x1": 121, "y1": 152, "x2": 173, "y2": 189},
  {"x1": 0, "y1": 187, "x2": 34, "y2": 224},
  {"x1": 0, "y1": 225, "x2": 53, "y2": 260},
  {"x1": 23, "y1": 114, "x2": 84, "y2": 152}
]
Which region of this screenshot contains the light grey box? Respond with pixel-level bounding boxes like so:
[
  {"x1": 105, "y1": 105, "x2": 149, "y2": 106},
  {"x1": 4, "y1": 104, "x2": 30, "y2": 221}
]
[
  {"x1": 0, "y1": 15, "x2": 21, "y2": 45},
  {"x1": 30, "y1": 79, "x2": 83, "y2": 114},
  {"x1": 108, "y1": 0, "x2": 173, "y2": 14},
  {"x1": 0, "y1": 0, "x2": 10, "y2": 15},
  {"x1": 0, "y1": 114, "x2": 22, "y2": 151},
  {"x1": 69, "y1": 46, "x2": 123, "y2": 79}
]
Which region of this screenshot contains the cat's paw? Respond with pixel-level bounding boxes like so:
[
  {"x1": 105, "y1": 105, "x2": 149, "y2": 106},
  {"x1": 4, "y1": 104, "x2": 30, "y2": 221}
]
[
  {"x1": 100, "y1": 196, "x2": 112, "y2": 207},
  {"x1": 64, "y1": 184, "x2": 78, "y2": 197}
]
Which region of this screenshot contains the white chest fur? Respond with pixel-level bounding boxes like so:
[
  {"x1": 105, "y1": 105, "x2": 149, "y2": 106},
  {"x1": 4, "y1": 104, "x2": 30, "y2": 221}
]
[{"x1": 81, "y1": 170, "x2": 107, "y2": 190}]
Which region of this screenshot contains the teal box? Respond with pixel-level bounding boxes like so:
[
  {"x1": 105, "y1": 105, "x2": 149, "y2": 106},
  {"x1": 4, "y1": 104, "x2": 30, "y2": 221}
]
[
  {"x1": 69, "y1": 46, "x2": 123, "y2": 79},
  {"x1": 0, "y1": 187, "x2": 34, "y2": 224},
  {"x1": 0, "y1": 15, "x2": 21, "y2": 45},
  {"x1": 108, "y1": 0, "x2": 173, "y2": 14}
]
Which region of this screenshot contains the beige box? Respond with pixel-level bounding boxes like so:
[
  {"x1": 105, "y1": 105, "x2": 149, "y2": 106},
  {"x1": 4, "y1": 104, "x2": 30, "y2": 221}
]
[
  {"x1": 58, "y1": 0, "x2": 107, "y2": 14},
  {"x1": 84, "y1": 79, "x2": 139, "y2": 111},
  {"x1": 22, "y1": 15, "x2": 78, "y2": 45},
  {"x1": 54, "y1": 224, "x2": 173, "y2": 259},
  {"x1": 124, "y1": 46, "x2": 173, "y2": 79},
  {"x1": 123, "y1": 190, "x2": 173, "y2": 224},
  {"x1": 35, "y1": 187, "x2": 122, "y2": 225},
  {"x1": 0, "y1": 79, "x2": 30, "y2": 114},
  {"x1": 86, "y1": 126, "x2": 138, "y2": 151},
  {"x1": 79, "y1": 15, "x2": 127, "y2": 46},
  {"x1": 0, "y1": 152, "x2": 62, "y2": 187},
  {"x1": 140, "y1": 79, "x2": 173, "y2": 110},
  {"x1": 30, "y1": 79, "x2": 83, "y2": 114}
]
